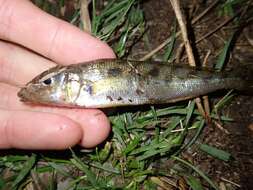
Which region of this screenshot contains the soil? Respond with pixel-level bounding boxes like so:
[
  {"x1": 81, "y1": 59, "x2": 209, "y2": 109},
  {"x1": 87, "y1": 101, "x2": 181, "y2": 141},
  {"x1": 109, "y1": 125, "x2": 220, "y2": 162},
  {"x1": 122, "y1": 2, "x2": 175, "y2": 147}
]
[
  {"x1": 141, "y1": 0, "x2": 253, "y2": 189},
  {"x1": 22, "y1": 1, "x2": 253, "y2": 189}
]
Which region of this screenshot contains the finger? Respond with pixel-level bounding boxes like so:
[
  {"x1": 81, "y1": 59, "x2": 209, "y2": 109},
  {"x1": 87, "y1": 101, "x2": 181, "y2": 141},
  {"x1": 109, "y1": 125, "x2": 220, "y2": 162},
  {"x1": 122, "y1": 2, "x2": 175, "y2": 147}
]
[
  {"x1": 0, "y1": 41, "x2": 55, "y2": 86},
  {"x1": 0, "y1": 83, "x2": 111, "y2": 148},
  {"x1": 0, "y1": 109, "x2": 83, "y2": 149},
  {"x1": 0, "y1": 0, "x2": 115, "y2": 64}
]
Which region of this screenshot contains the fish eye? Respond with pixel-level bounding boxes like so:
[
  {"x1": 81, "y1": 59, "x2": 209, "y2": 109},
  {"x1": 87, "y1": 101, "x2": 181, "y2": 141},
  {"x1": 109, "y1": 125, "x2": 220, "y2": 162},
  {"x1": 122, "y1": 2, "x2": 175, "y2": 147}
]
[
  {"x1": 86, "y1": 85, "x2": 92, "y2": 95},
  {"x1": 42, "y1": 78, "x2": 52, "y2": 85}
]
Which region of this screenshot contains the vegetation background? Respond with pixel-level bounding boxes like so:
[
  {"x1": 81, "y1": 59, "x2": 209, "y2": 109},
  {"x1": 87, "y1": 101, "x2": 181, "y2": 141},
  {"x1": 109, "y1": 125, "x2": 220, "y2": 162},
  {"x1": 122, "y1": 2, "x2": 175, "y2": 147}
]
[{"x1": 0, "y1": 0, "x2": 253, "y2": 189}]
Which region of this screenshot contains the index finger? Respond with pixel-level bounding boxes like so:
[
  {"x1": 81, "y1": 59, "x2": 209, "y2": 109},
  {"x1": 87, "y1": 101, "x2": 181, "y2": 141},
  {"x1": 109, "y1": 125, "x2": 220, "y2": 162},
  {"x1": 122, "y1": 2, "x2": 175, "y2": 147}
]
[{"x1": 0, "y1": 0, "x2": 115, "y2": 64}]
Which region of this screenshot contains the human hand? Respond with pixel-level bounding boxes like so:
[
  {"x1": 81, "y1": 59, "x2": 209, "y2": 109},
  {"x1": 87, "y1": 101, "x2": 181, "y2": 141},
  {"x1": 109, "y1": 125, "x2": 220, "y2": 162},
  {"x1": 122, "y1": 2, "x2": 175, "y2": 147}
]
[{"x1": 0, "y1": 0, "x2": 115, "y2": 149}]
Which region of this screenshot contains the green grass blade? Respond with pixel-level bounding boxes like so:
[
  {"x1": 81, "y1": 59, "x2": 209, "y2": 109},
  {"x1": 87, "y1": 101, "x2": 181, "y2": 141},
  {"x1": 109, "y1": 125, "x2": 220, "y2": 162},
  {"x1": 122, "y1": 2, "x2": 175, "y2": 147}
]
[
  {"x1": 47, "y1": 171, "x2": 57, "y2": 190},
  {"x1": 11, "y1": 154, "x2": 37, "y2": 189},
  {"x1": 136, "y1": 106, "x2": 190, "y2": 122},
  {"x1": 162, "y1": 116, "x2": 182, "y2": 138},
  {"x1": 214, "y1": 90, "x2": 234, "y2": 111},
  {"x1": 180, "y1": 119, "x2": 205, "y2": 151},
  {"x1": 0, "y1": 155, "x2": 28, "y2": 162},
  {"x1": 89, "y1": 162, "x2": 120, "y2": 174},
  {"x1": 184, "y1": 100, "x2": 196, "y2": 126},
  {"x1": 122, "y1": 135, "x2": 141, "y2": 156},
  {"x1": 173, "y1": 156, "x2": 219, "y2": 190},
  {"x1": 215, "y1": 33, "x2": 235, "y2": 71},
  {"x1": 115, "y1": 27, "x2": 130, "y2": 57},
  {"x1": 199, "y1": 144, "x2": 231, "y2": 161},
  {"x1": 47, "y1": 162, "x2": 71, "y2": 177},
  {"x1": 186, "y1": 175, "x2": 204, "y2": 190},
  {"x1": 70, "y1": 156, "x2": 98, "y2": 188},
  {"x1": 0, "y1": 177, "x2": 6, "y2": 189},
  {"x1": 163, "y1": 22, "x2": 177, "y2": 61},
  {"x1": 135, "y1": 133, "x2": 184, "y2": 161}
]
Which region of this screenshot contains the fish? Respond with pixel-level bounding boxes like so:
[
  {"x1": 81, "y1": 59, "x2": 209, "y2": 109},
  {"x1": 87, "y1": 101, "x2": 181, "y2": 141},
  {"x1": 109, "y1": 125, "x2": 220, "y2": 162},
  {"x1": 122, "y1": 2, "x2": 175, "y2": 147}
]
[{"x1": 17, "y1": 59, "x2": 253, "y2": 108}]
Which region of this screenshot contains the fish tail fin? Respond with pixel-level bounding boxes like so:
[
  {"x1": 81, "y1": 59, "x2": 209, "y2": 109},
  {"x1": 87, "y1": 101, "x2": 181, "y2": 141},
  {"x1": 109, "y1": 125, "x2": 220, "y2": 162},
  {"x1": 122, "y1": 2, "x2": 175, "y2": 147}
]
[{"x1": 231, "y1": 64, "x2": 253, "y2": 93}]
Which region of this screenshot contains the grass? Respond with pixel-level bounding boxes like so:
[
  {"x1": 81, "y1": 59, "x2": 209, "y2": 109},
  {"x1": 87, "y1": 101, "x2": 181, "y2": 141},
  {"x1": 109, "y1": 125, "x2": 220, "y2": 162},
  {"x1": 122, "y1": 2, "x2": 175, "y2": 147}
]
[{"x1": 1, "y1": 0, "x2": 249, "y2": 189}]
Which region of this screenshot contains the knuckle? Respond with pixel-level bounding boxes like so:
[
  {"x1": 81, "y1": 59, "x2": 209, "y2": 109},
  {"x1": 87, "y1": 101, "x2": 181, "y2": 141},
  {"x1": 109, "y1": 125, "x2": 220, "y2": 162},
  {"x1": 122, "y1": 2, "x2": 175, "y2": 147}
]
[
  {"x1": 0, "y1": 0, "x2": 15, "y2": 40},
  {"x1": 0, "y1": 110, "x2": 13, "y2": 148},
  {"x1": 47, "y1": 22, "x2": 62, "y2": 59},
  {"x1": 0, "y1": 57, "x2": 13, "y2": 84},
  {"x1": 0, "y1": 42, "x2": 16, "y2": 84},
  {"x1": 0, "y1": 83, "x2": 13, "y2": 108}
]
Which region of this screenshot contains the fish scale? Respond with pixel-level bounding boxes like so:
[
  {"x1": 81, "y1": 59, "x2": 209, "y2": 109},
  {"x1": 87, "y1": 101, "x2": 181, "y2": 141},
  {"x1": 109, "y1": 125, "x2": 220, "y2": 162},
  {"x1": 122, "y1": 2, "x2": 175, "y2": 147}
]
[{"x1": 18, "y1": 59, "x2": 253, "y2": 108}]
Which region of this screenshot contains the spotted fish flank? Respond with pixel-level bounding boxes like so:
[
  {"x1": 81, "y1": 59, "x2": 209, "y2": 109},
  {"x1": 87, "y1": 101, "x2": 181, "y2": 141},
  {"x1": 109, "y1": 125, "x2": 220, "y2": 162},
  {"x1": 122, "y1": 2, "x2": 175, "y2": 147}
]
[{"x1": 18, "y1": 59, "x2": 253, "y2": 108}]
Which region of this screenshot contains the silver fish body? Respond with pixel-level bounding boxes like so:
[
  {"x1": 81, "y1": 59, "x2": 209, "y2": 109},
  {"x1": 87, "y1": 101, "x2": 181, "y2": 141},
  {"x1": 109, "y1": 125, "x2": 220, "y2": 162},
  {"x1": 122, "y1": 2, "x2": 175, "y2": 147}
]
[{"x1": 18, "y1": 59, "x2": 253, "y2": 108}]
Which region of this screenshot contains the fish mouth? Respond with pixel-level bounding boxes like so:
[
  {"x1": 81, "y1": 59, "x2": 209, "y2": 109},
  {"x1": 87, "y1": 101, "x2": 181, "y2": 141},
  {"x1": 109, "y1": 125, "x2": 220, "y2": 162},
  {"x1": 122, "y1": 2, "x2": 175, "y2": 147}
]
[{"x1": 17, "y1": 88, "x2": 30, "y2": 102}]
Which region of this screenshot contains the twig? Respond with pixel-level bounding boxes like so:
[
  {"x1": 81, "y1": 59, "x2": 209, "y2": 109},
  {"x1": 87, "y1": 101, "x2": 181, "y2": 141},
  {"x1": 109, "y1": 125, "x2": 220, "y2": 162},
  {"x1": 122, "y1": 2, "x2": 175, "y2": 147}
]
[
  {"x1": 195, "y1": 97, "x2": 206, "y2": 117},
  {"x1": 139, "y1": 34, "x2": 179, "y2": 61},
  {"x1": 191, "y1": 0, "x2": 219, "y2": 24},
  {"x1": 213, "y1": 120, "x2": 229, "y2": 134},
  {"x1": 195, "y1": 11, "x2": 241, "y2": 44},
  {"x1": 180, "y1": 11, "x2": 241, "y2": 63},
  {"x1": 140, "y1": 0, "x2": 219, "y2": 61},
  {"x1": 30, "y1": 171, "x2": 44, "y2": 190},
  {"x1": 202, "y1": 50, "x2": 211, "y2": 67},
  {"x1": 150, "y1": 177, "x2": 173, "y2": 190},
  {"x1": 219, "y1": 182, "x2": 227, "y2": 190},
  {"x1": 220, "y1": 177, "x2": 241, "y2": 188},
  {"x1": 160, "y1": 177, "x2": 177, "y2": 188},
  {"x1": 175, "y1": 43, "x2": 185, "y2": 64},
  {"x1": 244, "y1": 29, "x2": 253, "y2": 47},
  {"x1": 202, "y1": 50, "x2": 211, "y2": 118},
  {"x1": 171, "y1": 126, "x2": 198, "y2": 133},
  {"x1": 80, "y1": 0, "x2": 91, "y2": 33},
  {"x1": 170, "y1": 0, "x2": 196, "y2": 66},
  {"x1": 203, "y1": 96, "x2": 210, "y2": 116}
]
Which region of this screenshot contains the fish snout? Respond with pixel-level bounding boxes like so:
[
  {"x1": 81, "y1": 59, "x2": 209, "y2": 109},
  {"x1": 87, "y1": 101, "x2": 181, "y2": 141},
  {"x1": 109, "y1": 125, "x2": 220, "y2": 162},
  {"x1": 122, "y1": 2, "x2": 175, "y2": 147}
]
[{"x1": 17, "y1": 88, "x2": 30, "y2": 102}]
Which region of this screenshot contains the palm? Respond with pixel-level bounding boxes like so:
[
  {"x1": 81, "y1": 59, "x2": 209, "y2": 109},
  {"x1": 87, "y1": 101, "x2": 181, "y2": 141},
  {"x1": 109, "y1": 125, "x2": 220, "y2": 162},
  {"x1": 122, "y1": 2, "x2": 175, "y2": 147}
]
[{"x1": 0, "y1": 0, "x2": 115, "y2": 149}]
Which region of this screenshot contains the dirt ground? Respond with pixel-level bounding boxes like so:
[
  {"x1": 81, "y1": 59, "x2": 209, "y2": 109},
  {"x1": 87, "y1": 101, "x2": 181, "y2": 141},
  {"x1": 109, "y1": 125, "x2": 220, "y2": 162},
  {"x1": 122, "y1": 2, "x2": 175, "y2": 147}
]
[
  {"x1": 8, "y1": 1, "x2": 251, "y2": 189},
  {"x1": 141, "y1": 0, "x2": 253, "y2": 189}
]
